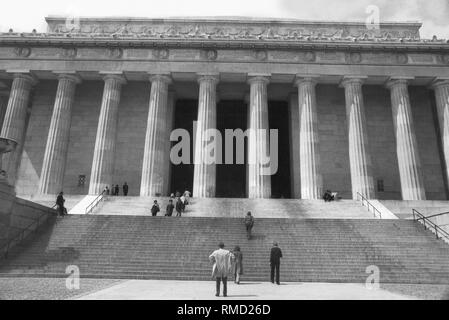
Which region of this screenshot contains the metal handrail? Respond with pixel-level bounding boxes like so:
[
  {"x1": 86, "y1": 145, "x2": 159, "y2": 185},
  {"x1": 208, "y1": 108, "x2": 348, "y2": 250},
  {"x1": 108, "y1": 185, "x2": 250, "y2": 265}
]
[
  {"x1": 415, "y1": 211, "x2": 449, "y2": 221},
  {"x1": 413, "y1": 209, "x2": 449, "y2": 242},
  {"x1": 85, "y1": 190, "x2": 105, "y2": 214},
  {"x1": 356, "y1": 192, "x2": 382, "y2": 219},
  {"x1": 0, "y1": 210, "x2": 56, "y2": 259}
]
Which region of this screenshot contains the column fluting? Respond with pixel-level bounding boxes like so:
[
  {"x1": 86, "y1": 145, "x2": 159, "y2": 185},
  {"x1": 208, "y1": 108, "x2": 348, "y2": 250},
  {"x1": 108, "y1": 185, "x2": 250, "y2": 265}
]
[
  {"x1": 140, "y1": 74, "x2": 172, "y2": 196},
  {"x1": 193, "y1": 74, "x2": 219, "y2": 198},
  {"x1": 295, "y1": 76, "x2": 322, "y2": 199},
  {"x1": 38, "y1": 74, "x2": 81, "y2": 194},
  {"x1": 88, "y1": 74, "x2": 126, "y2": 195},
  {"x1": 386, "y1": 78, "x2": 426, "y2": 200},
  {"x1": 341, "y1": 77, "x2": 375, "y2": 199},
  {"x1": 1, "y1": 73, "x2": 36, "y2": 186},
  {"x1": 247, "y1": 75, "x2": 271, "y2": 198}
]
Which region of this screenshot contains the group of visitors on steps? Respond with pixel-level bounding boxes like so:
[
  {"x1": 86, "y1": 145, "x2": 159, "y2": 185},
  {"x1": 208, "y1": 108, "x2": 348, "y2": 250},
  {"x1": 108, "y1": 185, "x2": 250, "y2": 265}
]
[
  {"x1": 150, "y1": 190, "x2": 191, "y2": 217},
  {"x1": 104, "y1": 182, "x2": 129, "y2": 196}
]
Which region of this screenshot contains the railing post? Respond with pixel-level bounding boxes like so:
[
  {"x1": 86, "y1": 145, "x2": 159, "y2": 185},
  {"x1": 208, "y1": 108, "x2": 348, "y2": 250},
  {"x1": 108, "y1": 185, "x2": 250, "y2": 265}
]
[
  {"x1": 435, "y1": 225, "x2": 439, "y2": 239},
  {"x1": 423, "y1": 218, "x2": 426, "y2": 229}
]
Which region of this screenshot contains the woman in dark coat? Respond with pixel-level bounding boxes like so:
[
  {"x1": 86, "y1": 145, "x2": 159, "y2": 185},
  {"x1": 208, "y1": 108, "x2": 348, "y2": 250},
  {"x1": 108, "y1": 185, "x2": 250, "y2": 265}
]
[{"x1": 233, "y1": 246, "x2": 243, "y2": 284}]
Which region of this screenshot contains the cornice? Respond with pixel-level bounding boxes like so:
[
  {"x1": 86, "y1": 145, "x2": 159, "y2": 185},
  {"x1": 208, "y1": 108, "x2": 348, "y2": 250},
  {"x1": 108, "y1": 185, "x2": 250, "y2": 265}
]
[{"x1": 1, "y1": 36, "x2": 449, "y2": 52}]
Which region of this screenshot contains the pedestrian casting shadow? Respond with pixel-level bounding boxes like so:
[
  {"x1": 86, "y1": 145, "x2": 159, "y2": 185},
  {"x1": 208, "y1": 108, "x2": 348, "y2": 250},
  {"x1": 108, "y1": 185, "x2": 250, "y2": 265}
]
[{"x1": 235, "y1": 282, "x2": 263, "y2": 285}]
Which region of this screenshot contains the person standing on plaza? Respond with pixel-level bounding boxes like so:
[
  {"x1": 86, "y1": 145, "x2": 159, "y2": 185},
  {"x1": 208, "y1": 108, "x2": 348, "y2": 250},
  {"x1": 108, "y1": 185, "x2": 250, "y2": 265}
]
[
  {"x1": 244, "y1": 211, "x2": 254, "y2": 239},
  {"x1": 123, "y1": 182, "x2": 129, "y2": 196},
  {"x1": 151, "y1": 200, "x2": 160, "y2": 216},
  {"x1": 233, "y1": 246, "x2": 243, "y2": 284},
  {"x1": 270, "y1": 241, "x2": 283, "y2": 285},
  {"x1": 115, "y1": 184, "x2": 119, "y2": 196},
  {"x1": 209, "y1": 242, "x2": 235, "y2": 297}
]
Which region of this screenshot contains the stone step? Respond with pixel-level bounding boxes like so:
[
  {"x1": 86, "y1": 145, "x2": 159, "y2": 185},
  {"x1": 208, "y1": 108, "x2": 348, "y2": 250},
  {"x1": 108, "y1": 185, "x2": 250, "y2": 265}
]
[{"x1": 2, "y1": 214, "x2": 449, "y2": 284}]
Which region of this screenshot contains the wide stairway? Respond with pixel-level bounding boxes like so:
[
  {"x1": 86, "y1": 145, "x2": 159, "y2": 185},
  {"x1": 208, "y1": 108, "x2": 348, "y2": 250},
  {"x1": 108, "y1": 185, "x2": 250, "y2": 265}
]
[
  {"x1": 1, "y1": 215, "x2": 449, "y2": 284},
  {"x1": 96, "y1": 197, "x2": 376, "y2": 219}
]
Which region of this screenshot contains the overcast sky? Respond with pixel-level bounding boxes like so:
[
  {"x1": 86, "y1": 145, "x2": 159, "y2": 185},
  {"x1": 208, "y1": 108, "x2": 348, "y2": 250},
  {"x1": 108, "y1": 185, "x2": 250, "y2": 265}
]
[{"x1": 0, "y1": 0, "x2": 448, "y2": 39}]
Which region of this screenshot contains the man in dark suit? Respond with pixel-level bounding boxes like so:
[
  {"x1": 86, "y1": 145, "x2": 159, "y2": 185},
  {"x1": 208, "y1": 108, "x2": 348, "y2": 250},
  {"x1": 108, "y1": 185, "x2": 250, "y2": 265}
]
[
  {"x1": 123, "y1": 182, "x2": 129, "y2": 196},
  {"x1": 270, "y1": 241, "x2": 283, "y2": 285}
]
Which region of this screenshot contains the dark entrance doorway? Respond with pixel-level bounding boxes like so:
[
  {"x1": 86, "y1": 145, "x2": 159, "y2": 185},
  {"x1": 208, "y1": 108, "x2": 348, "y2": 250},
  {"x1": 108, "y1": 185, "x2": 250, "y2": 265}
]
[
  {"x1": 170, "y1": 99, "x2": 197, "y2": 195},
  {"x1": 269, "y1": 101, "x2": 291, "y2": 198},
  {"x1": 216, "y1": 100, "x2": 247, "y2": 198}
]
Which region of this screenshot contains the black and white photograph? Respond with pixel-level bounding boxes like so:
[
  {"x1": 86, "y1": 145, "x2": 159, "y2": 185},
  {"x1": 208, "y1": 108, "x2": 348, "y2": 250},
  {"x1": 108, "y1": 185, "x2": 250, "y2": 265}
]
[{"x1": 0, "y1": 0, "x2": 449, "y2": 310}]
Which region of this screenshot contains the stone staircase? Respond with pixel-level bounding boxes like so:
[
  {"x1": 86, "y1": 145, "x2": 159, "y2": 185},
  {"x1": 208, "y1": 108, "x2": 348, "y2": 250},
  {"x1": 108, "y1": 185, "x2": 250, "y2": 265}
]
[
  {"x1": 96, "y1": 197, "x2": 377, "y2": 219},
  {"x1": 1, "y1": 215, "x2": 449, "y2": 284}
]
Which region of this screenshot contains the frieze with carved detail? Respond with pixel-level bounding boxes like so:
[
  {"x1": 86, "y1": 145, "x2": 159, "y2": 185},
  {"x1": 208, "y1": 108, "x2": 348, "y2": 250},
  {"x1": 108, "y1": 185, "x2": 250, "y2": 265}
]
[{"x1": 38, "y1": 17, "x2": 424, "y2": 43}]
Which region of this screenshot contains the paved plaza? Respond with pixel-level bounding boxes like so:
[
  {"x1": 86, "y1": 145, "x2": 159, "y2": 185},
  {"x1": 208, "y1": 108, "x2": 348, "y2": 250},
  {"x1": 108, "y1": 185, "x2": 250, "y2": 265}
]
[{"x1": 1, "y1": 278, "x2": 449, "y2": 300}]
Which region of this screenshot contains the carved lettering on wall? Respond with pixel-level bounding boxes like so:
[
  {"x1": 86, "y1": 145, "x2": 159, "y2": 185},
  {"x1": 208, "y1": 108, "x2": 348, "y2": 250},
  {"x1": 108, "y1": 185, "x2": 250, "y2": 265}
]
[
  {"x1": 62, "y1": 47, "x2": 77, "y2": 58},
  {"x1": 108, "y1": 47, "x2": 123, "y2": 58},
  {"x1": 345, "y1": 52, "x2": 362, "y2": 64},
  {"x1": 153, "y1": 48, "x2": 169, "y2": 59},
  {"x1": 200, "y1": 49, "x2": 217, "y2": 60}
]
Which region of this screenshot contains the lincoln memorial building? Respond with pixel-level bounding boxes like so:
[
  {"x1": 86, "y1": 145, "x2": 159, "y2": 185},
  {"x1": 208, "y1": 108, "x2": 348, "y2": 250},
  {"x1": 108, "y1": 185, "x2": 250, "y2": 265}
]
[{"x1": 1, "y1": 16, "x2": 449, "y2": 201}]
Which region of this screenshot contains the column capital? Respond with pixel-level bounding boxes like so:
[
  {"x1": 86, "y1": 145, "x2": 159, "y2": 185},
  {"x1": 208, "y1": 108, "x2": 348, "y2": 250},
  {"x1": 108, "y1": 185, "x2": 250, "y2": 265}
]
[
  {"x1": 247, "y1": 74, "x2": 270, "y2": 85},
  {"x1": 148, "y1": 74, "x2": 172, "y2": 84},
  {"x1": 54, "y1": 73, "x2": 82, "y2": 84},
  {"x1": 339, "y1": 76, "x2": 368, "y2": 88},
  {"x1": 7, "y1": 71, "x2": 38, "y2": 86},
  {"x1": 385, "y1": 76, "x2": 414, "y2": 89},
  {"x1": 430, "y1": 78, "x2": 449, "y2": 90},
  {"x1": 294, "y1": 74, "x2": 320, "y2": 87},
  {"x1": 197, "y1": 73, "x2": 220, "y2": 85},
  {"x1": 102, "y1": 73, "x2": 127, "y2": 85}
]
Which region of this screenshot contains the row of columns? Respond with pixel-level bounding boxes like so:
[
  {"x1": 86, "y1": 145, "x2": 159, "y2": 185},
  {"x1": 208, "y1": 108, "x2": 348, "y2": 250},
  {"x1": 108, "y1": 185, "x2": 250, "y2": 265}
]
[{"x1": 1, "y1": 72, "x2": 449, "y2": 200}]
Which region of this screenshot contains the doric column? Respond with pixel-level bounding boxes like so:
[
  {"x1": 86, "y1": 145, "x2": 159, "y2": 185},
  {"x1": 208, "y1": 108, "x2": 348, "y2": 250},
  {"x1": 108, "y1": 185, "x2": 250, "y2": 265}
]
[
  {"x1": 247, "y1": 75, "x2": 271, "y2": 198},
  {"x1": 88, "y1": 73, "x2": 126, "y2": 195},
  {"x1": 193, "y1": 74, "x2": 219, "y2": 198},
  {"x1": 140, "y1": 74, "x2": 172, "y2": 196},
  {"x1": 341, "y1": 77, "x2": 375, "y2": 199},
  {"x1": 295, "y1": 76, "x2": 322, "y2": 199},
  {"x1": 1, "y1": 73, "x2": 36, "y2": 186},
  {"x1": 38, "y1": 74, "x2": 81, "y2": 194},
  {"x1": 288, "y1": 93, "x2": 301, "y2": 199},
  {"x1": 386, "y1": 78, "x2": 426, "y2": 200},
  {"x1": 431, "y1": 79, "x2": 449, "y2": 188}
]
